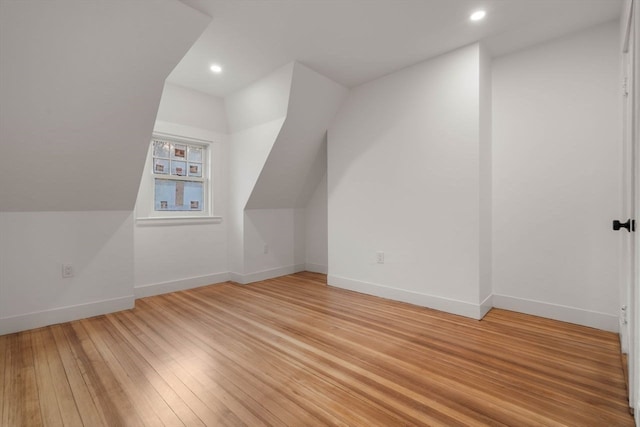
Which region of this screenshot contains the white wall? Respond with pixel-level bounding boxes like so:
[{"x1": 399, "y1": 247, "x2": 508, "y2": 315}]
[
  {"x1": 305, "y1": 135, "x2": 329, "y2": 274},
  {"x1": 0, "y1": 211, "x2": 134, "y2": 335},
  {"x1": 479, "y1": 44, "x2": 493, "y2": 307},
  {"x1": 134, "y1": 85, "x2": 230, "y2": 298},
  {"x1": 243, "y1": 208, "x2": 306, "y2": 281},
  {"x1": 225, "y1": 64, "x2": 293, "y2": 279},
  {"x1": 306, "y1": 172, "x2": 328, "y2": 274},
  {"x1": 157, "y1": 83, "x2": 229, "y2": 134},
  {"x1": 227, "y1": 119, "x2": 286, "y2": 277},
  {"x1": 225, "y1": 63, "x2": 293, "y2": 133},
  {"x1": 492, "y1": 21, "x2": 621, "y2": 331},
  {"x1": 328, "y1": 44, "x2": 489, "y2": 319}
]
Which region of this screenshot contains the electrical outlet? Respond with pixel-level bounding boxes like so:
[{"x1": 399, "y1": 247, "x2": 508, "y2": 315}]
[
  {"x1": 62, "y1": 264, "x2": 74, "y2": 278},
  {"x1": 376, "y1": 251, "x2": 384, "y2": 264},
  {"x1": 264, "y1": 244, "x2": 269, "y2": 254}
]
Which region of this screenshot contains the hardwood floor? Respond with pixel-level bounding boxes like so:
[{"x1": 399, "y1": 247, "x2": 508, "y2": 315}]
[{"x1": 1, "y1": 272, "x2": 634, "y2": 426}]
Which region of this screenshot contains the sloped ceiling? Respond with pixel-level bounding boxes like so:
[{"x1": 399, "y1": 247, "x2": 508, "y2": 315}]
[
  {"x1": 245, "y1": 63, "x2": 346, "y2": 209},
  {"x1": 0, "y1": 0, "x2": 210, "y2": 212},
  {"x1": 171, "y1": 0, "x2": 621, "y2": 97}
]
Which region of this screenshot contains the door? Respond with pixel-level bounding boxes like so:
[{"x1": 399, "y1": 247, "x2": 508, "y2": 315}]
[
  {"x1": 632, "y1": 0, "x2": 640, "y2": 414},
  {"x1": 620, "y1": 0, "x2": 638, "y2": 415}
]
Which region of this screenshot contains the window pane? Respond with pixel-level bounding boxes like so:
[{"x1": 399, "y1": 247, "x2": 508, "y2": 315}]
[
  {"x1": 153, "y1": 159, "x2": 169, "y2": 174},
  {"x1": 171, "y1": 161, "x2": 187, "y2": 176},
  {"x1": 153, "y1": 141, "x2": 170, "y2": 158},
  {"x1": 188, "y1": 163, "x2": 202, "y2": 177},
  {"x1": 154, "y1": 179, "x2": 203, "y2": 211},
  {"x1": 188, "y1": 146, "x2": 202, "y2": 162},
  {"x1": 171, "y1": 144, "x2": 187, "y2": 160},
  {"x1": 184, "y1": 181, "x2": 203, "y2": 210}
]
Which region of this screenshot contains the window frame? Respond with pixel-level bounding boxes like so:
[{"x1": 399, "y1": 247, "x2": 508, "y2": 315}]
[
  {"x1": 151, "y1": 137, "x2": 206, "y2": 213},
  {"x1": 136, "y1": 131, "x2": 220, "y2": 224}
]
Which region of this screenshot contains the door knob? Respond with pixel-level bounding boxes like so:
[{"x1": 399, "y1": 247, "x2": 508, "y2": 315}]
[{"x1": 613, "y1": 219, "x2": 635, "y2": 232}]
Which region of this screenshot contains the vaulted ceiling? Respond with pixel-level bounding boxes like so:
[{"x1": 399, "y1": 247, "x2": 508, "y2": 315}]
[{"x1": 170, "y1": 0, "x2": 622, "y2": 97}]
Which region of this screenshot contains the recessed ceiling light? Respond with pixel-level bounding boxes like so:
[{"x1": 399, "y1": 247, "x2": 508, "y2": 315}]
[
  {"x1": 210, "y1": 64, "x2": 222, "y2": 73},
  {"x1": 470, "y1": 10, "x2": 486, "y2": 21}
]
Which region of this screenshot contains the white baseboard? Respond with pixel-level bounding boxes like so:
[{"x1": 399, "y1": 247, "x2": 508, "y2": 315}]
[
  {"x1": 0, "y1": 295, "x2": 134, "y2": 336},
  {"x1": 492, "y1": 294, "x2": 619, "y2": 332},
  {"x1": 305, "y1": 263, "x2": 328, "y2": 274},
  {"x1": 228, "y1": 272, "x2": 244, "y2": 283},
  {"x1": 328, "y1": 275, "x2": 486, "y2": 320},
  {"x1": 134, "y1": 272, "x2": 230, "y2": 299},
  {"x1": 230, "y1": 264, "x2": 306, "y2": 285},
  {"x1": 479, "y1": 294, "x2": 493, "y2": 318}
]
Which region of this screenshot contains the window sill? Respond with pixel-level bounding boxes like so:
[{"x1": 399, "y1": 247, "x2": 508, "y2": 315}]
[{"x1": 136, "y1": 216, "x2": 223, "y2": 226}]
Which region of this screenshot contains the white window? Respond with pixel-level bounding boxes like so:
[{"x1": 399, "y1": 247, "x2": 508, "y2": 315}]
[
  {"x1": 136, "y1": 132, "x2": 218, "y2": 223},
  {"x1": 151, "y1": 138, "x2": 206, "y2": 212}
]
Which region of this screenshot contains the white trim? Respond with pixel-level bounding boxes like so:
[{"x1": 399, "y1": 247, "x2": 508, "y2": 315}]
[
  {"x1": 152, "y1": 174, "x2": 205, "y2": 183},
  {"x1": 152, "y1": 131, "x2": 214, "y2": 146},
  {"x1": 327, "y1": 274, "x2": 486, "y2": 320},
  {"x1": 136, "y1": 216, "x2": 223, "y2": 226},
  {"x1": 492, "y1": 294, "x2": 619, "y2": 332},
  {"x1": 228, "y1": 272, "x2": 244, "y2": 283},
  {"x1": 479, "y1": 294, "x2": 493, "y2": 318},
  {"x1": 305, "y1": 263, "x2": 328, "y2": 274},
  {"x1": 0, "y1": 295, "x2": 134, "y2": 336},
  {"x1": 134, "y1": 272, "x2": 230, "y2": 299},
  {"x1": 230, "y1": 264, "x2": 306, "y2": 285}
]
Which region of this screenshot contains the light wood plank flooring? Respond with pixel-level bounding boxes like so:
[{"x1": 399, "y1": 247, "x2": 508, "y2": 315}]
[{"x1": 1, "y1": 272, "x2": 634, "y2": 426}]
